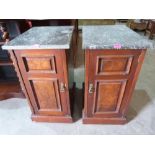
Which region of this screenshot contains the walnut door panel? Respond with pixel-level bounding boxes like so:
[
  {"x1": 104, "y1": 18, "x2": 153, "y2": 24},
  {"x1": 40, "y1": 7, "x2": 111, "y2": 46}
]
[
  {"x1": 14, "y1": 50, "x2": 70, "y2": 116},
  {"x1": 92, "y1": 80, "x2": 127, "y2": 117},
  {"x1": 97, "y1": 55, "x2": 133, "y2": 75},
  {"x1": 23, "y1": 56, "x2": 56, "y2": 73},
  {"x1": 30, "y1": 79, "x2": 62, "y2": 115},
  {"x1": 86, "y1": 50, "x2": 142, "y2": 118}
]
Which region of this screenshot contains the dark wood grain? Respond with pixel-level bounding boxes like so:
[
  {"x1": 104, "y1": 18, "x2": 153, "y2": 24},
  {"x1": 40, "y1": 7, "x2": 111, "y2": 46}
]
[
  {"x1": 11, "y1": 49, "x2": 73, "y2": 123},
  {"x1": 83, "y1": 49, "x2": 146, "y2": 124}
]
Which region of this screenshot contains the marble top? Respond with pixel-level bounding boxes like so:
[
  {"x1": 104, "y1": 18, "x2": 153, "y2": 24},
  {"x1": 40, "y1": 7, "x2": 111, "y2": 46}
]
[
  {"x1": 2, "y1": 26, "x2": 73, "y2": 50},
  {"x1": 82, "y1": 25, "x2": 154, "y2": 49}
]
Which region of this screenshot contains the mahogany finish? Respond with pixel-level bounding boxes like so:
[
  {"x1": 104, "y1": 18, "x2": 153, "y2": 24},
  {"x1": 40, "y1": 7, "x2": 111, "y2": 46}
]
[
  {"x1": 83, "y1": 49, "x2": 146, "y2": 124},
  {"x1": 0, "y1": 82, "x2": 25, "y2": 100},
  {"x1": 10, "y1": 49, "x2": 74, "y2": 123}
]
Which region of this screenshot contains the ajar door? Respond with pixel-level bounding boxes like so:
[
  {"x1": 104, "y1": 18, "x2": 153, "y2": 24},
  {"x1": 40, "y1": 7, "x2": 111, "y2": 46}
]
[
  {"x1": 14, "y1": 49, "x2": 70, "y2": 116},
  {"x1": 85, "y1": 49, "x2": 144, "y2": 118}
]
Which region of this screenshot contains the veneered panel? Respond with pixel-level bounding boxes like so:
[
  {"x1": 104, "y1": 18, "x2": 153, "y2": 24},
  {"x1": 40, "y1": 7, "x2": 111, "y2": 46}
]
[
  {"x1": 94, "y1": 80, "x2": 126, "y2": 113},
  {"x1": 23, "y1": 56, "x2": 56, "y2": 73},
  {"x1": 30, "y1": 79, "x2": 61, "y2": 112},
  {"x1": 97, "y1": 55, "x2": 133, "y2": 75}
]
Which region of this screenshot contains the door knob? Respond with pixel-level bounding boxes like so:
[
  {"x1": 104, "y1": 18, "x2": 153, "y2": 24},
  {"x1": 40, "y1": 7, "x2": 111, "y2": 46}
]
[{"x1": 89, "y1": 83, "x2": 94, "y2": 93}]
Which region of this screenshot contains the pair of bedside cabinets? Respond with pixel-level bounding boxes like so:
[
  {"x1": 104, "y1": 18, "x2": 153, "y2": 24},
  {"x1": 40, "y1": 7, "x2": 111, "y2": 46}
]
[{"x1": 2, "y1": 25, "x2": 152, "y2": 124}]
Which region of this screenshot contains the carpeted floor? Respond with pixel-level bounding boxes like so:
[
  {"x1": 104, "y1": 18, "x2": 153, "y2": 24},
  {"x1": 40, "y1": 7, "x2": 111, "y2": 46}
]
[{"x1": 0, "y1": 31, "x2": 155, "y2": 135}]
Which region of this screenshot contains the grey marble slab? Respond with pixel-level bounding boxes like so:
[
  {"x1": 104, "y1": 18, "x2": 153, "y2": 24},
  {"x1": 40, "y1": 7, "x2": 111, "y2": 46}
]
[
  {"x1": 82, "y1": 25, "x2": 154, "y2": 49},
  {"x1": 2, "y1": 26, "x2": 74, "y2": 50}
]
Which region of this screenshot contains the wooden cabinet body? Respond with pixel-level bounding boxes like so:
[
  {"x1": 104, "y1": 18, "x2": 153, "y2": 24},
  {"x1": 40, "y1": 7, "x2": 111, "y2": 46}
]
[
  {"x1": 83, "y1": 49, "x2": 146, "y2": 124},
  {"x1": 10, "y1": 49, "x2": 74, "y2": 123}
]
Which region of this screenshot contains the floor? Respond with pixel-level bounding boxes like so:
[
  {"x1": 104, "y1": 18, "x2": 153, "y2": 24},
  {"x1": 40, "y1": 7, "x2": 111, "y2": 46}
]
[{"x1": 0, "y1": 31, "x2": 155, "y2": 135}]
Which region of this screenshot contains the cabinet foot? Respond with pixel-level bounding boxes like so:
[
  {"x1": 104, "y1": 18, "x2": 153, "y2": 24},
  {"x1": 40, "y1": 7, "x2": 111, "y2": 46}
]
[{"x1": 31, "y1": 115, "x2": 73, "y2": 123}]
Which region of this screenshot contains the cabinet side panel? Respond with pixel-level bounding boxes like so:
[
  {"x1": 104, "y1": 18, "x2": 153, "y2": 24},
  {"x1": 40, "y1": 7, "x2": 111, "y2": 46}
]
[
  {"x1": 120, "y1": 50, "x2": 147, "y2": 116},
  {"x1": 9, "y1": 50, "x2": 35, "y2": 113},
  {"x1": 84, "y1": 50, "x2": 90, "y2": 116}
]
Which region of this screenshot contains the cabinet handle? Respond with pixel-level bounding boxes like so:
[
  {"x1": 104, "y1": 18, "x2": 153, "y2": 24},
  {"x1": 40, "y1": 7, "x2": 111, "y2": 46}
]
[
  {"x1": 60, "y1": 82, "x2": 66, "y2": 92},
  {"x1": 89, "y1": 83, "x2": 94, "y2": 93}
]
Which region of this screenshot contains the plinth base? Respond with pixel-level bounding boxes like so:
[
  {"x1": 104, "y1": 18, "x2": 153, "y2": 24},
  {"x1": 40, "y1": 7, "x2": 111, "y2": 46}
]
[
  {"x1": 31, "y1": 115, "x2": 73, "y2": 123},
  {"x1": 83, "y1": 114, "x2": 127, "y2": 125}
]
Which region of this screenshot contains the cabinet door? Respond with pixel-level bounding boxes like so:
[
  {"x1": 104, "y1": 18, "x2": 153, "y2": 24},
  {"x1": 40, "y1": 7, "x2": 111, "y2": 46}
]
[
  {"x1": 85, "y1": 50, "x2": 144, "y2": 118},
  {"x1": 14, "y1": 50, "x2": 70, "y2": 116}
]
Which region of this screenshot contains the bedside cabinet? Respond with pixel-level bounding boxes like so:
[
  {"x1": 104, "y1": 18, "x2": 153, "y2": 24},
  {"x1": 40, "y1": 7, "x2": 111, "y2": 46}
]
[
  {"x1": 3, "y1": 26, "x2": 74, "y2": 123},
  {"x1": 82, "y1": 25, "x2": 152, "y2": 124}
]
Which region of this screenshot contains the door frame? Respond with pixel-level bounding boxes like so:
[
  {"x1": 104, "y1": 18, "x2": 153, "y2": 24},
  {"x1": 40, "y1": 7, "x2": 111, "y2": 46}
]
[
  {"x1": 84, "y1": 49, "x2": 146, "y2": 119},
  {"x1": 14, "y1": 49, "x2": 71, "y2": 116}
]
